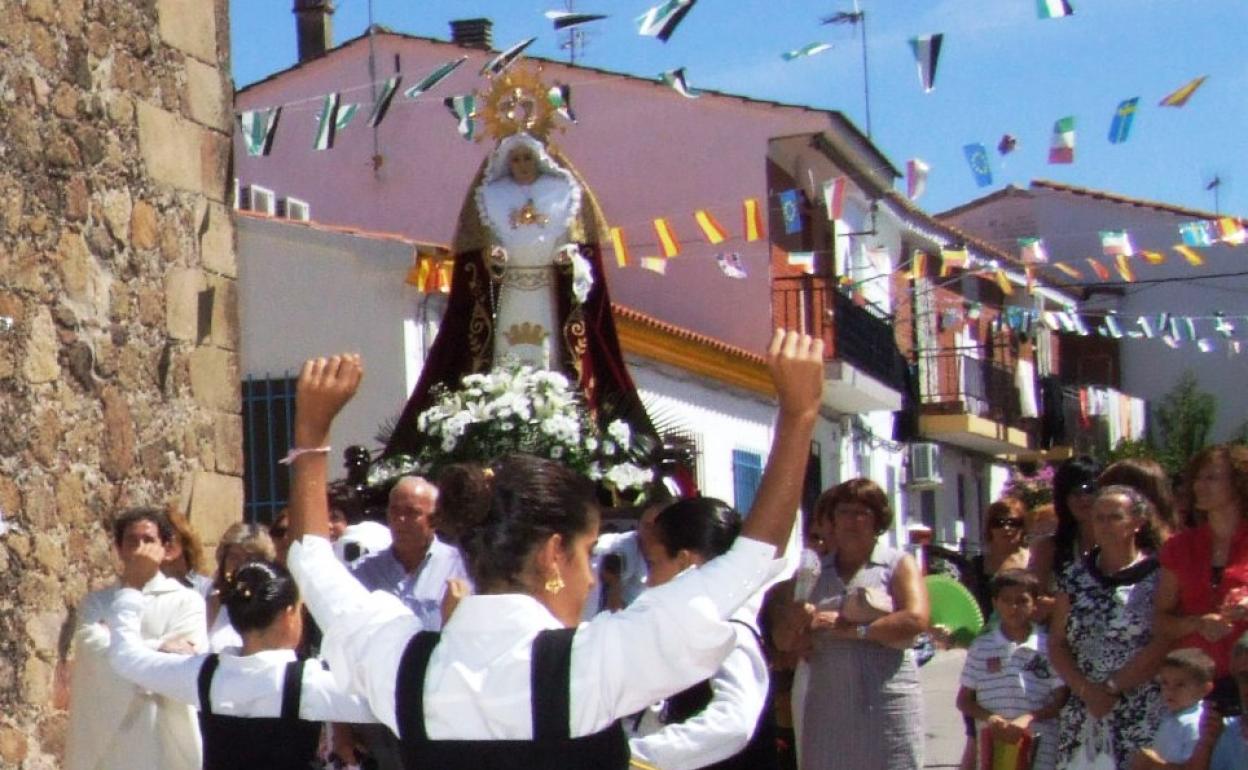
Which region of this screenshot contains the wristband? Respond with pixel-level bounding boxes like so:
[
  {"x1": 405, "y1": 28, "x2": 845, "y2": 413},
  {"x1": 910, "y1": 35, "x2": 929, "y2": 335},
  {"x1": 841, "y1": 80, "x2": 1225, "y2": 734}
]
[{"x1": 278, "y1": 445, "x2": 332, "y2": 465}]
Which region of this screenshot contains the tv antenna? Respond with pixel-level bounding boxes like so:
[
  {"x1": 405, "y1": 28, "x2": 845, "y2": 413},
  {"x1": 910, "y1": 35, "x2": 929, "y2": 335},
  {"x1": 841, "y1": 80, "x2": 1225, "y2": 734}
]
[{"x1": 822, "y1": 0, "x2": 871, "y2": 138}]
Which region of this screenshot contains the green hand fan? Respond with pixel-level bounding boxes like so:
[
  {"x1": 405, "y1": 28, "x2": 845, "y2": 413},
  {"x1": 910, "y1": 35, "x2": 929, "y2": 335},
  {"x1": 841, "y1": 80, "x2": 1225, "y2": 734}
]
[{"x1": 925, "y1": 574, "x2": 985, "y2": 646}]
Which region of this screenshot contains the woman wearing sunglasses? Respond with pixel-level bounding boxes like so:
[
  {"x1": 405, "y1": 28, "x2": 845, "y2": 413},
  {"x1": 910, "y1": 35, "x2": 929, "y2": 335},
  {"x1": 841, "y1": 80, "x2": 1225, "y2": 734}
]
[
  {"x1": 1030, "y1": 456, "x2": 1102, "y2": 594},
  {"x1": 967, "y1": 497, "x2": 1032, "y2": 618}
]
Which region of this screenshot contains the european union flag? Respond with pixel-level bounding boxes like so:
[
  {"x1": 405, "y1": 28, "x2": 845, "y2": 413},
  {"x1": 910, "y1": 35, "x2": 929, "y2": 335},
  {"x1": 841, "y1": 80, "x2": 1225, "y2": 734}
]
[
  {"x1": 779, "y1": 189, "x2": 803, "y2": 234},
  {"x1": 1108, "y1": 97, "x2": 1139, "y2": 144},
  {"x1": 963, "y1": 143, "x2": 993, "y2": 187}
]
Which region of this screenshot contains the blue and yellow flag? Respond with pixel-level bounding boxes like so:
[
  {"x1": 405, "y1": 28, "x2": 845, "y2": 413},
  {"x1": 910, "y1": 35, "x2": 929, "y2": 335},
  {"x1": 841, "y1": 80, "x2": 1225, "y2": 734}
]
[
  {"x1": 963, "y1": 143, "x2": 993, "y2": 187},
  {"x1": 1108, "y1": 97, "x2": 1139, "y2": 144},
  {"x1": 779, "y1": 189, "x2": 803, "y2": 234}
]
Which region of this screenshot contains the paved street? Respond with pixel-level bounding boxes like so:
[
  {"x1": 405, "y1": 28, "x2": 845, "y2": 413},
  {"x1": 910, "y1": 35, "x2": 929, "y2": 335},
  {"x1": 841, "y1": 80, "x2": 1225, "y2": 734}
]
[{"x1": 922, "y1": 648, "x2": 969, "y2": 769}]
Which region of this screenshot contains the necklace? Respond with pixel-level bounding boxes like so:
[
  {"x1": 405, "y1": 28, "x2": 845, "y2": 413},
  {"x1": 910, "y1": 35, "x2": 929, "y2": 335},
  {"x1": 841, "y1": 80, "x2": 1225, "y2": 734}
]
[{"x1": 508, "y1": 198, "x2": 548, "y2": 229}]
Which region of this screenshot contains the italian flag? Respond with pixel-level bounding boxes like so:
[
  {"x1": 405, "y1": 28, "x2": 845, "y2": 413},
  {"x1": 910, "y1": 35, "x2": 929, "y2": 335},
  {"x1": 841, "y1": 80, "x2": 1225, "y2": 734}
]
[
  {"x1": 1048, "y1": 116, "x2": 1075, "y2": 164},
  {"x1": 1037, "y1": 0, "x2": 1073, "y2": 19}
]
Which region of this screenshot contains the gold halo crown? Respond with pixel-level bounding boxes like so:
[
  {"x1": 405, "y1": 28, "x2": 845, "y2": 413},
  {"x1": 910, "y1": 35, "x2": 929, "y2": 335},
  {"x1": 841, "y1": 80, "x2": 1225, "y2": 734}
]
[{"x1": 479, "y1": 65, "x2": 561, "y2": 143}]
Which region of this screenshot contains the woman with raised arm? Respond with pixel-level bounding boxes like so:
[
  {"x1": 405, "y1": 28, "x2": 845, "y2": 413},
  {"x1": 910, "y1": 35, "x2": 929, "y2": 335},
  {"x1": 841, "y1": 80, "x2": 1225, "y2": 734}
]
[
  {"x1": 105, "y1": 548, "x2": 376, "y2": 770},
  {"x1": 282, "y1": 330, "x2": 823, "y2": 768}
]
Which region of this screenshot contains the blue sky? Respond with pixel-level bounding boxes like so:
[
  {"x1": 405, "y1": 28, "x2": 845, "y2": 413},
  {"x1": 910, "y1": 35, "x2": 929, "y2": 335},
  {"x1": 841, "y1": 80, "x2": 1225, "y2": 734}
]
[{"x1": 231, "y1": 0, "x2": 1247, "y2": 217}]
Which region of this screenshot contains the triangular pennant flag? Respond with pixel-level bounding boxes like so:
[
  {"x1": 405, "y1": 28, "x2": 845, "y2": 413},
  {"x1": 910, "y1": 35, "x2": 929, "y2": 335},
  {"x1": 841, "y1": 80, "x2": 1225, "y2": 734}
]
[
  {"x1": 1114, "y1": 254, "x2": 1135, "y2": 282},
  {"x1": 653, "y1": 218, "x2": 681, "y2": 257},
  {"x1": 405, "y1": 258, "x2": 427, "y2": 288},
  {"x1": 609, "y1": 227, "x2": 631, "y2": 268},
  {"x1": 787, "y1": 251, "x2": 816, "y2": 274},
  {"x1": 693, "y1": 210, "x2": 727, "y2": 245},
  {"x1": 1180, "y1": 220, "x2": 1216, "y2": 247},
  {"x1": 1049, "y1": 116, "x2": 1075, "y2": 163},
  {"x1": 1234, "y1": 341, "x2": 1243, "y2": 355},
  {"x1": 545, "y1": 10, "x2": 608, "y2": 30},
  {"x1": 1108, "y1": 97, "x2": 1139, "y2": 144},
  {"x1": 444, "y1": 94, "x2": 477, "y2": 140},
  {"x1": 743, "y1": 198, "x2": 764, "y2": 241},
  {"x1": 1197, "y1": 338, "x2": 1214, "y2": 353},
  {"x1": 480, "y1": 37, "x2": 537, "y2": 77},
  {"x1": 438, "y1": 261, "x2": 453, "y2": 293},
  {"x1": 368, "y1": 75, "x2": 402, "y2": 127},
  {"x1": 1037, "y1": 0, "x2": 1073, "y2": 19},
  {"x1": 1159, "y1": 75, "x2": 1208, "y2": 107},
  {"x1": 548, "y1": 84, "x2": 576, "y2": 123},
  {"x1": 1100, "y1": 230, "x2": 1134, "y2": 257},
  {"x1": 313, "y1": 93, "x2": 340, "y2": 150},
  {"x1": 941, "y1": 245, "x2": 969, "y2": 271},
  {"x1": 910, "y1": 250, "x2": 928, "y2": 281},
  {"x1": 822, "y1": 177, "x2": 848, "y2": 220},
  {"x1": 1025, "y1": 266, "x2": 1036, "y2": 295},
  {"x1": 334, "y1": 103, "x2": 359, "y2": 132},
  {"x1": 404, "y1": 57, "x2": 467, "y2": 99},
  {"x1": 1135, "y1": 316, "x2": 1155, "y2": 339},
  {"x1": 640, "y1": 256, "x2": 668, "y2": 274},
  {"x1": 1102, "y1": 314, "x2": 1123, "y2": 339},
  {"x1": 716, "y1": 252, "x2": 747, "y2": 279},
  {"x1": 1052, "y1": 262, "x2": 1082, "y2": 279},
  {"x1": 782, "y1": 42, "x2": 831, "y2": 61},
  {"x1": 998, "y1": 133, "x2": 1018, "y2": 156},
  {"x1": 963, "y1": 143, "x2": 993, "y2": 187},
  {"x1": 659, "y1": 68, "x2": 700, "y2": 99},
  {"x1": 239, "y1": 107, "x2": 281, "y2": 157},
  {"x1": 1072, "y1": 313, "x2": 1090, "y2": 336},
  {"x1": 779, "y1": 189, "x2": 803, "y2": 235},
  {"x1": 638, "y1": 0, "x2": 697, "y2": 42},
  {"x1": 994, "y1": 269, "x2": 1014, "y2": 296},
  {"x1": 908, "y1": 34, "x2": 943, "y2": 92},
  {"x1": 1163, "y1": 335, "x2": 1181, "y2": 349},
  {"x1": 1217, "y1": 217, "x2": 1246, "y2": 245},
  {"x1": 1174, "y1": 244, "x2": 1205, "y2": 266},
  {"x1": 1018, "y1": 237, "x2": 1047, "y2": 264},
  {"x1": 1042, "y1": 311, "x2": 1061, "y2": 331},
  {"x1": 1085, "y1": 258, "x2": 1111, "y2": 281},
  {"x1": 1140, "y1": 250, "x2": 1166, "y2": 265},
  {"x1": 906, "y1": 159, "x2": 929, "y2": 201},
  {"x1": 1185, "y1": 317, "x2": 1199, "y2": 341},
  {"x1": 1215, "y1": 312, "x2": 1236, "y2": 338}
]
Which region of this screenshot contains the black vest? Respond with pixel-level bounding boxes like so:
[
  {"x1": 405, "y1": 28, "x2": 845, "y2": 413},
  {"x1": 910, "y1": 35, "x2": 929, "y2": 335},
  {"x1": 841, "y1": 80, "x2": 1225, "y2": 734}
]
[
  {"x1": 196, "y1": 653, "x2": 322, "y2": 770},
  {"x1": 655, "y1": 621, "x2": 777, "y2": 770},
  {"x1": 395, "y1": 628, "x2": 629, "y2": 770}
]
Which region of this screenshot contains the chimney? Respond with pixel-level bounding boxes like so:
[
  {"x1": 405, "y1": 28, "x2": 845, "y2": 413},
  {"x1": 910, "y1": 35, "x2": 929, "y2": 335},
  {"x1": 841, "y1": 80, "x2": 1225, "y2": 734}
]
[
  {"x1": 450, "y1": 18, "x2": 493, "y2": 50},
  {"x1": 293, "y1": 0, "x2": 334, "y2": 62}
]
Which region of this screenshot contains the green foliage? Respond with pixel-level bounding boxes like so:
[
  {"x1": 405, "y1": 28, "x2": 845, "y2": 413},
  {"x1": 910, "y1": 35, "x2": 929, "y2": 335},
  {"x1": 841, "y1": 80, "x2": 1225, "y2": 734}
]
[
  {"x1": 1105, "y1": 438, "x2": 1159, "y2": 465},
  {"x1": 1153, "y1": 370, "x2": 1216, "y2": 475}
]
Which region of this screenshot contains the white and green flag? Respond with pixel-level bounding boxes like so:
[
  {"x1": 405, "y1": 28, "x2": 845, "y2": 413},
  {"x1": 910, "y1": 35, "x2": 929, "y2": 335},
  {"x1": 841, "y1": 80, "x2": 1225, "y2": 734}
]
[
  {"x1": 637, "y1": 0, "x2": 697, "y2": 42},
  {"x1": 444, "y1": 94, "x2": 477, "y2": 140},
  {"x1": 239, "y1": 107, "x2": 281, "y2": 156},
  {"x1": 781, "y1": 42, "x2": 831, "y2": 61},
  {"x1": 313, "y1": 93, "x2": 340, "y2": 150},
  {"x1": 404, "y1": 58, "x2": 466, "y2": 99},
  {"x1": 368, "y1": 75, "x2": 402, "y2": 126},
  {"x1": 1037, "y1": 0, "x2": 1073, "y2": 19}
]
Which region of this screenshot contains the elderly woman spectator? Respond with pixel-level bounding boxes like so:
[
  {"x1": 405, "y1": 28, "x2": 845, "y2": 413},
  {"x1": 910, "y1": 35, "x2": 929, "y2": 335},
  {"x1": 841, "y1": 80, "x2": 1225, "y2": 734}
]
[
  {"x1": 1030, "y1": 456, "x2": 1102, "y2": 596},
  {"x1": 1050, "y1": 485, "x2": 1168, "y2": 768},
  {"x1": 1155, "y1": 444, "x2": 1248, "y2": 712},
  {"x1": 206, "y1": 522, "x2": 276, "y2": 652},
  {"x1": 773, "y1": 478, "x2": 929, "y2": 770}
]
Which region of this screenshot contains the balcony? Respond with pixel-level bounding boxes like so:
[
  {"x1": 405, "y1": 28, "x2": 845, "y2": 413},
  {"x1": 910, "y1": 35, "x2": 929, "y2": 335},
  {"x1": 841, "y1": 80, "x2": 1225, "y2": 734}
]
[
  {"x1": 918, "y1": 352, "x2": 1031, "y2": 455},
  {"x1": 772, "y1": 275, "x2": 906, "y2": 413},
  {"x1": 1041, "y1": 382, "x2": 1147, "y2": 457}
]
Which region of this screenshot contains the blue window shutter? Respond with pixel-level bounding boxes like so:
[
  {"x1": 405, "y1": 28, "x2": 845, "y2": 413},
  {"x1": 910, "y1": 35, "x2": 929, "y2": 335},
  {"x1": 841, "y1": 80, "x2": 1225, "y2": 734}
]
[{"x1": 732, "y1": 449, "x2": 763, "y2": 514}]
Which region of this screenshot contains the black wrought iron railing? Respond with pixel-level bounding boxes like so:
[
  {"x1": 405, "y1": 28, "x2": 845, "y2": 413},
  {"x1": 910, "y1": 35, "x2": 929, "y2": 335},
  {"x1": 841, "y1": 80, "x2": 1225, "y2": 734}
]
[
  {"x1": 918, "y1": 352, "x2": 1022, "y2": 428},
  {"x1": 771, "y1": 275, "x2": 906, "y2": 391}
]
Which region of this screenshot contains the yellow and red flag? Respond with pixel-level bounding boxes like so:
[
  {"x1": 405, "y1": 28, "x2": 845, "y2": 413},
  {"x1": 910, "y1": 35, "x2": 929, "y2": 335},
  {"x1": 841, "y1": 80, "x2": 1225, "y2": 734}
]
[
  {"x1": 1174, "y1": 245, "x2": 1205, "y2": 266},
  {"x1": 743, "y1": 198, "x2": 764, "y2": 242},
  {"x1": 1052, "y1": 262, "x2": 1082, "y2": 279},
  {"x1": 994, "y1": 269, "x2": 1014, "y2": 296},
  {"x1": 693, "y1": 209, "x2": 727, "y2": 245},
  {"x1": 1114, "y1": 254, "x2": 1135, "y2": 282},
  {"x1": 1217, "y1": 217, "x2": 1246, "y2": 245},
  {"x1": 609, "y1": 226, "x2": 631, "y2": 268},
  {"x1": 1159, "y1": 75, "x2": 1208, "y2": 107},
  {"x1": 1140, "y1": 250, "x2": 1165, "y2": 265},
  {"x1": 910, "y1": 250, "x2": 928, "y2": 281},
  {"x1": 653, "y1": 218, "x2": 681, "y2": 257},
  {"x1": 1085, "y1": 258, "x2": 1111, "y2": 281}
]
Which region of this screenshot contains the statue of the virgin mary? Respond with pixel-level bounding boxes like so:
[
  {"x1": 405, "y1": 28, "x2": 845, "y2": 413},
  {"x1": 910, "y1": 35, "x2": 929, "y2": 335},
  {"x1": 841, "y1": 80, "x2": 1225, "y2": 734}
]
[{"x1": 384, "y1": 67, "x2": 655, "y2": 459}]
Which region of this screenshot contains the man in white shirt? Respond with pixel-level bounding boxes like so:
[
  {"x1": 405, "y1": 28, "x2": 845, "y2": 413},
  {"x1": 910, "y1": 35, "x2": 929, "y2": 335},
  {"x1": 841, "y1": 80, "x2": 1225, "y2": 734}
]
[
  {"x1": 344, "y1": 476, "x2": 468, "y2": 769},
  {"x1": 65, "y1": 508, "x2": 207, "y2": 770}
]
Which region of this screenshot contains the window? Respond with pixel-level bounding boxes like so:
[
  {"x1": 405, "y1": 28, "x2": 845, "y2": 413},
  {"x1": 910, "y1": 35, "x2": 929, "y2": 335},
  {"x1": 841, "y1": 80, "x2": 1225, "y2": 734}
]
[
  {"x1": 732, "y1": 449, "x2": 763, "y2": 515},
  {"x1": 919, "y1": 489, "x2": 937, "y2": 531},
  {"x1": 241, "y1": 373, "x2": 297, "y2": 524}
]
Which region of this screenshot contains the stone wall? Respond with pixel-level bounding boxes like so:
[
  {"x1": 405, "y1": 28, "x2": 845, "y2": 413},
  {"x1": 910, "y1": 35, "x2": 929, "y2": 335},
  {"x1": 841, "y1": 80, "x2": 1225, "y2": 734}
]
[{"x1": 0, "y1": 1, "x2": 240, "y2": 765}]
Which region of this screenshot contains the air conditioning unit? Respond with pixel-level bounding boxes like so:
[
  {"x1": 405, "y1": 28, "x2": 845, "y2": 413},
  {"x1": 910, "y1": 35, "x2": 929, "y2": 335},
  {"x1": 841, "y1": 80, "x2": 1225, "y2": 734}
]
[
  {"x1": 278, "y1": 196, "x2": 310, "y2": 221},
  {"x1": 237, "y1": 184, "x2": 276, "y2": 215},
  {"x1": 907, "y1": 442, "x2": 942, "y2": 488}
]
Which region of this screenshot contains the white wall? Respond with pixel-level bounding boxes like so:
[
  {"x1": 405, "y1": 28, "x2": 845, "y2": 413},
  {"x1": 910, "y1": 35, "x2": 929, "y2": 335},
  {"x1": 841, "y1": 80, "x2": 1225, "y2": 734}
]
[{"x1": 237, "y1": 217, "x2": 428, "y2": 462}]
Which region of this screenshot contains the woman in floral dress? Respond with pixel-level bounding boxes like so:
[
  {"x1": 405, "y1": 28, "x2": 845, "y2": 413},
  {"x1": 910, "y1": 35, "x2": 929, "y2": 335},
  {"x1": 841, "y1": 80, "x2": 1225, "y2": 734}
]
[{"x1": 1048, "y1": 485, "x2": 1168, "y2": 768}]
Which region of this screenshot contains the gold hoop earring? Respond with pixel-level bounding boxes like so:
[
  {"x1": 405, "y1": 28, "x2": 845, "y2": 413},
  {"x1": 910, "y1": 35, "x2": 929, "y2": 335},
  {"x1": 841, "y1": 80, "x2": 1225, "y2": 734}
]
[{"x1": 544, "y1": 571, "x2": 565, "y2": 595}]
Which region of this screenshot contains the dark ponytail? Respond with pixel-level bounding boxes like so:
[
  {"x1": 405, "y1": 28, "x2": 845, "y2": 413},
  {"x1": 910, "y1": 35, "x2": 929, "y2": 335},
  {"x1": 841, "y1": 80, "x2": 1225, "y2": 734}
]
[
  {"x1": 651, "y1": 497, "x2": 741, "y2": 561},
  {"x1": 435, "y1": 454, "x2": 598, "y2": 592},
  {"x1": 220, "y1": 560, "x2": 299, "y2": 634}
]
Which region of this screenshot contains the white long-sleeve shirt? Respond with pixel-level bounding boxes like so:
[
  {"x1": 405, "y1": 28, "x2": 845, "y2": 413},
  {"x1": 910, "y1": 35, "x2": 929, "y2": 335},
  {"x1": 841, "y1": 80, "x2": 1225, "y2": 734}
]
[
  {"x1": 628, "y1": 606, "x2": 769, "y2": 770},
  {"x1": 287, "y1": 533, "x2": 779, "y2": 740},
  {"x1": 107, "y1": 588, "x2": 376, "y2": 723}
]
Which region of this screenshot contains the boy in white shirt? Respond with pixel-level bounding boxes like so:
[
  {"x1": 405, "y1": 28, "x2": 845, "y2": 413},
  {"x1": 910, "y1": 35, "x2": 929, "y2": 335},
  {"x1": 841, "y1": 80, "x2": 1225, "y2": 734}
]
[
  {"x1": 957, "y1": 569, "x2": 1067, "y2": 770},
  {"x1": 1128, "y1": 648, "x2": 1216, "y2": 770}
]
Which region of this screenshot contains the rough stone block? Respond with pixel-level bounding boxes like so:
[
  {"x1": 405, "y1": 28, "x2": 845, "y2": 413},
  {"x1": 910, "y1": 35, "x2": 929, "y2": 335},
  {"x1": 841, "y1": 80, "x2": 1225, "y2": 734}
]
[
  {"x1": 158, "y1": 0, "x2": 218, "y2": 63},
  {"x1": 208, "y1": 275, "x2": 237, "y2": 350},
  {"x1": 165, "y1": 267, "x2": 204, "y2": 341},
  {"x1": 213, "y1": 413, "x2": 243, "y2": 475},
  {"x1": 137, "y1": 101, "x2": 209, "y2": 195},
  {"x1": 23, "y1": 306, "x2": 60, "y2": 384},
  {"x1": 21, "y1": 655, "x2": 52, "y2": 705},
  {"x1": 188, "y1": 470, "x2": 242, "y2": 546},
  {"x1": 0, "y1": 723, "x2": 28, "y2": 766},
  {"x1": 100, "y1": 387, "x2": 136, "y2": 480},
  {"x1": 200, "y1": 202, "x2": 235, "y2": 277},
  {"x1": 200, "y1": 131, "x2": 231, "y2": 202},
  {"x1": 99, "y1": 189, "x2": 132, "y2": 242},
  {"x1": 130, "y1": 199, "x2": 158, "y2": 250},
  {"x1": 188, "y1": 346, "x2": 239, "y2": 412},
  {"x1": 185, "y1": 57, "x2": 229, "y2": 132},
  {"x1": 56, "y1": 231, "x2": 111, "y2": 322}
]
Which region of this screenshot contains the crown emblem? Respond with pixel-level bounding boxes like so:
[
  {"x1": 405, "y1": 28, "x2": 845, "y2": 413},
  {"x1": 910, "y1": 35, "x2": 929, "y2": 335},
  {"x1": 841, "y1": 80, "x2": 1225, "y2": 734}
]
[
  {"x1": 479, "y1": 65, "x2": 561, "y2": 143},
  {"x1": 502, "y1": 321, "x2": 549, "y2": 347}
]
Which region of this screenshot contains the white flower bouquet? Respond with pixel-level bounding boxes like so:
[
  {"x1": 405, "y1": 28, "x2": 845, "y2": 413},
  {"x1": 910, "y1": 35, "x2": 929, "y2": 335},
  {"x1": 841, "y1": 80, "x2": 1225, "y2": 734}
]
[{"x1": 370, "y1": 365, "x2": 654, "y2": 495}]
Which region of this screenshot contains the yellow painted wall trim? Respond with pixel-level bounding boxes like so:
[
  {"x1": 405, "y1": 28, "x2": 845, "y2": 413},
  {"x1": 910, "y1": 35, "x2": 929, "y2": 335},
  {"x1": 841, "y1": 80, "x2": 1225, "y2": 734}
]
[
  {"x1": 919, "y1": 412, "x2": 1030, "y2": 453},
  {"x1": 613, "y1": 311, "x2": 774, "y2": 396}
]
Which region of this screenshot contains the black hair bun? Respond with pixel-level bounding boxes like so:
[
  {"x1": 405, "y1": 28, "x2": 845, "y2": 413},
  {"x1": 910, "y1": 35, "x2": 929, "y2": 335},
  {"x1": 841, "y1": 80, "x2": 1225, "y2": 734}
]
[{"x1": 433, "y1": 463, "x2": 495, "y2": 543}]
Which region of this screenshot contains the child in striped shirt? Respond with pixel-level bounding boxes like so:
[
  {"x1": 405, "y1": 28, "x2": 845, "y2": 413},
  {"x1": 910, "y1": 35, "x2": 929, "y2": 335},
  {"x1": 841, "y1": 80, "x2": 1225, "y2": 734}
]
[{"x1": 957, "y1": 569, "x2": 1068, "y2": 770}]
